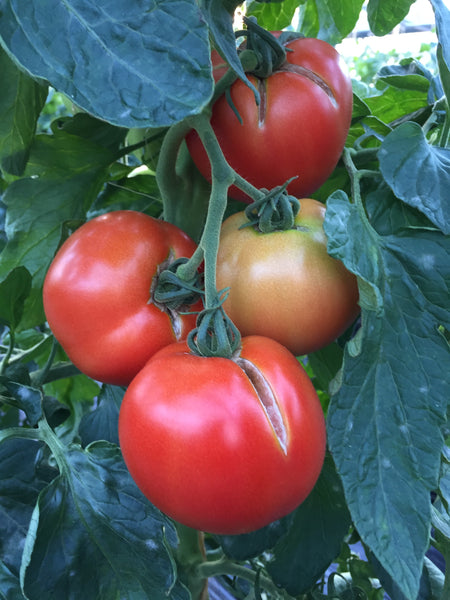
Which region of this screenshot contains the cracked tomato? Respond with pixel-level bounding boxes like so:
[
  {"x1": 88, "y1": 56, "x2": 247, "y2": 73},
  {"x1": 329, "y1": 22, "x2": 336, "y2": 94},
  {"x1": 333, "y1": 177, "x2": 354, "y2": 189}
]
[{"x1": 119, "y1": 335, "x2": 326, "y2": 534}]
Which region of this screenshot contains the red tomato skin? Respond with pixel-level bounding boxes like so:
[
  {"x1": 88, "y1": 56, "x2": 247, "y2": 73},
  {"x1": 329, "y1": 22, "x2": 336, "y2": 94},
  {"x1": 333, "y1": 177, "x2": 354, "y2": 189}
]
[
  {"x1": 43, "y1": 211, "x2": 200, "y2": 386},
  {"x1": 215, "y1": 199, "x2": 360, "y2": 356},
  {"x1": 186, "y1": 37, "x2": 353, "y2": 202},
  {"x1": 118, "y1": 335, "x2": 326, "y2": 535}
]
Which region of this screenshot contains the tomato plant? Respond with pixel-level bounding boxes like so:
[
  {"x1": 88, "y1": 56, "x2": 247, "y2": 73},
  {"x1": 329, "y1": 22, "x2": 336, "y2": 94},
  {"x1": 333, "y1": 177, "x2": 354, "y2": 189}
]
[
  {"x1": 119, "y1": 335, "x2": 326, "y2": 535},
  {"x1": 186, "y1": 35, "x2": 353, "y2": 202},
  {"x1": 216, "y1": 198, "x2": 360, "y2": 356},
  {"x1": 43, "y1": 210, "x2": 201, "y2": 386},
  {"x1": 1, "y1": 2, "x2": 449, "y2": 600}
]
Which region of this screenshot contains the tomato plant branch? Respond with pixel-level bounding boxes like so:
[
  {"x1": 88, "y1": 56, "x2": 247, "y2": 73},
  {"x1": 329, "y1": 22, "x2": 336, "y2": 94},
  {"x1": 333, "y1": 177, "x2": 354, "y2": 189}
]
[
  {"x1": 196, "y1": 557, "x2": 292, "y2": 599},
  {"x1": 183, "y1": 114, "x2": 234, "y2": 307}
]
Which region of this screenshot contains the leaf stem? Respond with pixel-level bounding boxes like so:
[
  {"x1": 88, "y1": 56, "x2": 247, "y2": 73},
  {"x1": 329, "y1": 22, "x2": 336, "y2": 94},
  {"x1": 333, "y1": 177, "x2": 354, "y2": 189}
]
[
  {"x1": 156, "y1": 119, "x2": 195, "y2": 226},
  {"x1": 342, "y1": 147, "x2": 380, "y2": 234},
  {"x1": 0, "y1": 328, "x2": 14, "y2": 375}
]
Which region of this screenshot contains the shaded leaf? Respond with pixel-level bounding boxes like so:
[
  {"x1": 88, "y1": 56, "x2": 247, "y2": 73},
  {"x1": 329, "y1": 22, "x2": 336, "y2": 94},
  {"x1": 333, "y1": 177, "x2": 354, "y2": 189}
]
[
  {"x1": 216, "y1": 515, "x2": 293, "y2": 561},
  {"x1": 0, "y1": 267, "x2": 31, "y2": 330},
  {"x1": 268, "y1": 453, "x2": 352, "y2": 595},
  {"x1": 0, "y1": 48, "x2": 47, "y2": 176},
  {"x1": 0, "y1": 131, "x2": 115, "y2": 327},
  {"x1": 51, "y1": 113, "x2": 128, "y2": 152},
  {"x1": 21, "y1": 442, "x2": 189, "y2": 600},
  {"x1": 0, "y1": 559, "x2": 22, "y2": 600},
  {"x1": 79, "y1": 385, "x2": 124, "y2": 446},
  {"x1": 378, "y1": 122, "x2": 450, "y2": 234},
  {"x1": 0, "y1": 0, "x2": 212, "y2": 128},
  {"x1": 324, "y1": 192, "x2": 449, "y2": 600},
  {"x1": 0, "y1": 439, "x2": 55, "y2": 577}
]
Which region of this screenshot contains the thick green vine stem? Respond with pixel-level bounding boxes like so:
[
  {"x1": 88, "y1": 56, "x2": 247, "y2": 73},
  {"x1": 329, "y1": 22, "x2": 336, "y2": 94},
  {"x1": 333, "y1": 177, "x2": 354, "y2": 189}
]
[
  {"x1": 243, "y1": 178, "x2": 300, "y2": 233},
  {"x1": 152, "y1": 257, "x2": 204, "y2": 312},
  {"x1": 187, "y1": 291, "x2": 241, "y2": 358}
]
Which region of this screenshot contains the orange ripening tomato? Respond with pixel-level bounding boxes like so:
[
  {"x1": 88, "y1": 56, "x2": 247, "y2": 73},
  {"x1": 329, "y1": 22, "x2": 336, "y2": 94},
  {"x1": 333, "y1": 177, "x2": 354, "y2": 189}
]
[{"x1": 216, "y1": 198, "x2": 360, "y2": 355}]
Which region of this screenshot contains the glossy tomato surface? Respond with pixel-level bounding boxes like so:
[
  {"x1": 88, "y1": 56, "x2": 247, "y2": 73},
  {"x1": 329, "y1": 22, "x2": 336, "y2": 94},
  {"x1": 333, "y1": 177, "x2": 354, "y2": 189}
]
[
  {"x1": 118, "y1": 335, "x2": 326, "y2": 534},
  {"x1": 43, "y1": 211, "x2": 200, "y2": 386},
  {"x1": 216, "y1": 199, "x2": 360, "y2": 356},
  {"x1": 186, "y1": 37, "x2": 353, "y2": 202}
]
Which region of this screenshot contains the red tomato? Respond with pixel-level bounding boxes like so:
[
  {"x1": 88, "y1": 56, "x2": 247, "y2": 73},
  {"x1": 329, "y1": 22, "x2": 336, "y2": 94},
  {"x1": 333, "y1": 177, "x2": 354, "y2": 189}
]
[
  {"x1": 43, "y1": 211, "x2": 200, "y2": 386},
  {"x1": 186, "y1": 36, "x2": 353, "y2": 202},
  {"x1": 118, "y1": 335, "x2": 326, "y2": 534},
  {"x1": 216, "y1": 198, "x2": 360, "y2": 356}
]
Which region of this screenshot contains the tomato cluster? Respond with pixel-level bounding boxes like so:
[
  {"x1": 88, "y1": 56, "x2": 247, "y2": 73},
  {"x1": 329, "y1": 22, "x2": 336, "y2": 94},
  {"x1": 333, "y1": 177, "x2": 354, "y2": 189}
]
[{"x1": 43, "y1": 29, "x2": 359, "y2": 536}]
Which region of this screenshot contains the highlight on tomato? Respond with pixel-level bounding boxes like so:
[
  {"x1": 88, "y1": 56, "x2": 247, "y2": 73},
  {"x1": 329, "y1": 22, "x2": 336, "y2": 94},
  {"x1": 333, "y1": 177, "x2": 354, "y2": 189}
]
[
  {"x1": 186, "y1": 34, "x2": 353, "y2": 202},
  {"x1": 119, "y1": 335, "x2": 326, "y2": 535},
  {"x1": 215, "y1": 198, "x2": 360, "y2": 356},
  {"x1": 43, "y1": 210, "x2": 202, "y2": 386}
]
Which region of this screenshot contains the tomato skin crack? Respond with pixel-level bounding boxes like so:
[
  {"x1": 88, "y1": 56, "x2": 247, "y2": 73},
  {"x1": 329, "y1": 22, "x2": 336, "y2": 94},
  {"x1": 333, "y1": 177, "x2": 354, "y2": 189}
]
[{"x1": 235, "y1": 356, "x2": 288, "y2": 455}]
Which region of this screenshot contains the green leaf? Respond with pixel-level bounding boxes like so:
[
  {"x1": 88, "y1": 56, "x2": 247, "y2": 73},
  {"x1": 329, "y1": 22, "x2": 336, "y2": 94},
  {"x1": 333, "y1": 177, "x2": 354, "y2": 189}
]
[
  {"x1": 378, "y1": 122, "x2": 450, "y2": 234},
  {"x1": 79, "y1": 385, "x2": 124, "y2": 447},
  {"x1": 0, "y1": 267, "x2": 31, "y2": 330},
  {"x1": 377, "y1": 62, "x2": 432, "y2": 94},
  {"x1": 0, "y1": 0, "x2": 212, "y2": 128},
  {"x1": 0, "y1": 131, "x2": 115, "y2": 327},
  {"x1": 0, "y1": 439, "x2": 55, "y2": 577},
  {"x1": 246, "y1": 0, "x2": 300, "y2": 30},
  {"x1": 21, "y1": 442, "x2": 190, "y2": 600},
  {"x1": 324, "y1": 193, "x2": 449, "y2": 600},
  {"x1": 367, "y1": 0, "x2": 416, "y2": 36},
  {"x1": 364, "y1": 86, "x2": 429, "y2": 126},
  {"x1": 297, "y1": 0, "x2": 365, "y2": 44},
  {"x1": 0, "y1": 48, "x2": 47, "y2": 176},
  {"x1": 267, "y1": 453, "x2": 352, "y2": 595}
]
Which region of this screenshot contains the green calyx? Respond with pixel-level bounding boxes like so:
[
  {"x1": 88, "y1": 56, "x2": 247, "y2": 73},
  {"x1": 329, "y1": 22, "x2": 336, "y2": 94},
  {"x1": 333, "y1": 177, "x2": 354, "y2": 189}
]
[
  {"x1": 237, "y1": 16, "x2": 288, "y2": 78},
  {"x1": 242, "y1": 179, "x2": 301, "y2": 233},
  {"x1": 152, "y1": 257, "x2": 204, "y2": 312},
  {"x1": 187, "y1": 291, "x2": 241, "y2": 359}
]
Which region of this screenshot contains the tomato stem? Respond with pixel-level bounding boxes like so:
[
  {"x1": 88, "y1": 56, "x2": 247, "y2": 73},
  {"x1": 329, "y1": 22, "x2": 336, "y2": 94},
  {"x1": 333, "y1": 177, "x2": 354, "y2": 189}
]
[
  {"x1": 184, "y1": 114, "x2": 233, "y2": 306},
  {"x1": 175, "y1": 523, "x2": 209, "y2": 600},
  {"x1": 197, "y1": 557, "x2": 294, "y2": 599}
]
